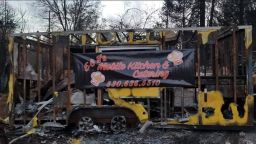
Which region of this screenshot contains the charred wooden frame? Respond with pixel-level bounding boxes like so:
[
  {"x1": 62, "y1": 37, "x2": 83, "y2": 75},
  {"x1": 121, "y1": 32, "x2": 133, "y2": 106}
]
[{"x1": 7, "y1": 25, "x2": 253, "y2": 126}]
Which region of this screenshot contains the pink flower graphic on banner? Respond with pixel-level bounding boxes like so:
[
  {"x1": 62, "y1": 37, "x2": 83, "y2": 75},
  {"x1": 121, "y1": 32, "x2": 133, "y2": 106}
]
[
  {"x1": 90, "y1": 71, "x2": 105, "y2": 86},
  {"x1": 167, "y1": 50, "x2": 183, "y2": 66}
]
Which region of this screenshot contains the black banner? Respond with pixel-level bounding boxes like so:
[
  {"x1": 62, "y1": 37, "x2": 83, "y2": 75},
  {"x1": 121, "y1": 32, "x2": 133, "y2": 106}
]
[{"x1": 72, "y1": 49, "x2": 195, "y2": 89}]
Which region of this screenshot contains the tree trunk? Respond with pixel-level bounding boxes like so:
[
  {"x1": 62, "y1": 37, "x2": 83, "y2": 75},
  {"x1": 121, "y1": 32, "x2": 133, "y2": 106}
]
[
  {"x1": 209, "y1": 0, "x2": 216, "y2": 26},
  {"x1": 199, "y1": 0, "x2": 206, "y2": 27},
  {"x1": 182, "y1": 0, "x2": 185, "y2": 27},
  {"x1": 0, "y1": 32, "x2": 6, "y2": 76},
  {"x1": 166, "y1": 12, "x2": 169, "y2": 28},
  {"x1": 239, "y1": 0, "x2": 244, "y2": 25}
]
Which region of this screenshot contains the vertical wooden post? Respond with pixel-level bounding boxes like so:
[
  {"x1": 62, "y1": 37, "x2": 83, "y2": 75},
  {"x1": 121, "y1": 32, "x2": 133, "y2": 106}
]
[
  {"x1": 82, "y1": 34, "x2": 86, "y2": 105},
  {"x1": 197, "y1": 33, "x2": 201, "y2": 91},
  {"x1": 215, "y1": 36, "x2": 219, "y2": 90},
  {"x1": 232, "y1": 27, "x2": 237, "y2": 103},
  {"x1": 82, "y1": 46, "x2": 85, "y2": 53},
  {"x1": 247, "y1": 39, "x2": 253, "y2": 95},
  {"x1": 52, "y1": 37, "x2": 56, "y2": 95},
  {"x1": 95, "y1": 46, "x2": 102, "y2": 106},
  {"x1": 161, "y1": 31, "x2": 165, "y2": 122},
  {"x1": 160, "y1": 90, "x2": 163, "y2": 123},
  {"x1": 37, "y1": 36, "x2": 41, "y2": 102},
  {"x1": 8, "y1": 36, "x2": 15, "y2": 126},
  {"x1": 97, "y1": 90, "x2": 102, "y2": 106},
  {"x1": 36, "y1": 35, "x2": 41, "y2": 124},
  {"x1": 67, "y1": 35, "x2": 72, "y2": 111},
  {"x1": 22, "y1": 37, "x2": 27, "y2": 124},
  {"x1": 52, "y1": 36, "x2": 56, "y2": 121},
  {"x1": 45, "y1": 47, "x2": 49, "y2": 82}
]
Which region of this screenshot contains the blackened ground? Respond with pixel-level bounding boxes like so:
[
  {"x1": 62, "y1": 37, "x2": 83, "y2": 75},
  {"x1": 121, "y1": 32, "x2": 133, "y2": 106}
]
[
  {"x1": 0, "y1": 127, "x2": 8, "y2": 144},
  {"x1": 8, "y1": 128, "x2": 256, "y2": 144}
]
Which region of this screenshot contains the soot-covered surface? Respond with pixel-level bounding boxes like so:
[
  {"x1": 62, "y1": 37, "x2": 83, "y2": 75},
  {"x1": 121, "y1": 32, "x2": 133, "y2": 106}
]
[{"x1": 8, "y1": 128, "x2": 256, "y2": 144}]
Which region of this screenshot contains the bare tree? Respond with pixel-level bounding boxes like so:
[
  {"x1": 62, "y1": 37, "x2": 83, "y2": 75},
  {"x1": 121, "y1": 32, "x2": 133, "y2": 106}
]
[
  {"x1": 38, "y1": 0, "x2": 100, "y2": 31},
  {"x1": 209, "y1": 0, "x2": 216, "y2": 26},
  {"x1": 199, "y1": 0, "x2": 206, "y2": 26},
  {"x1": 161, "y1": 0, "x2": 224, "y2": 27},
  {"x1": 0, "y1": 2, "x2": 16, "y2": 92},
  {"x1": 108, "y1": 7, "x2": 160, "y2": 29},
  {"x1": 161, "y1": 0, "x2": 199, "y2": 27},
  {"x1": 16, "y1": 8, "x2": 27, "y2": 33},
  {"x1": 0, "y1": 2, "x2": 16, "y2": 38}
]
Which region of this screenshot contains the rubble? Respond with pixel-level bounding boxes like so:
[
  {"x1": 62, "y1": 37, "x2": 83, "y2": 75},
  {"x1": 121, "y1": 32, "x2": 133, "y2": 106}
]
[
  {"x1": 42, "y1": 122, "x2": 65, "y2": 130},
  {"x1": 0, "y1": 127, "x2": 8, "y2": 144},
  {"x1": 139, "y1": 120, "x2": 153, "y2": 133},
  {"x1": 7, "y1": 128, "x2": 256, "y2": 144}
]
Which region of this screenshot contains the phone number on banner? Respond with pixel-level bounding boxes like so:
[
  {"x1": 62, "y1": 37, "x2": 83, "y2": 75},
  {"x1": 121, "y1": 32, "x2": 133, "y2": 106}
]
[{"x1": 106, "y1": 80, "x2": 161, "y2": 88}]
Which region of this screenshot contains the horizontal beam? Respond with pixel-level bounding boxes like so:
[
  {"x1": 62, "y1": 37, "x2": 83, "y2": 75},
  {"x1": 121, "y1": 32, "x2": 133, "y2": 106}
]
[{"x1": 11, "y1": 25, "x2": 252, "y2": 37}]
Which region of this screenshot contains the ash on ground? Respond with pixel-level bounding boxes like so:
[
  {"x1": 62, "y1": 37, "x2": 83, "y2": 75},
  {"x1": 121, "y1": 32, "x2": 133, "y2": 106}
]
[{"x1": 8, "y1": 128, "x2": 256, "y2": 144}]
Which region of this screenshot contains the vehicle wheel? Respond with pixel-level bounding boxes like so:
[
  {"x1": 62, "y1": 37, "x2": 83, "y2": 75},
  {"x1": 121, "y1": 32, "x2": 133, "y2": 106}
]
[
  {"x1": 110, "y1": 115, "x2": 127, "y2": 133},
  {"x1": 78, "y1": 116, "x2": 94, "y2": 131}
]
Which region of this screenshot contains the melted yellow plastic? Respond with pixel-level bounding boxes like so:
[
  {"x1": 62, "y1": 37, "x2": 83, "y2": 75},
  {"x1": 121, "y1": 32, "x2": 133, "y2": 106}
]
[
  {"x1": 167, "y1": 91, "x2": 254, "y2": 126},
  {"x1": 7, "y1": 37, "x2": 14, "y2": 112},
  {"x1": 199, "y1": 30, "x2": 216, "y2": 45},
  {"x1": 26, "y1": 128, "x2": 36, "y2": 135},
  {"x1": 245, "y1": 28, "x2": 252, "y2": 49},
  {"x1": 7, "y1": 74, "x2": 14, "y2": 112},
  {"x1": 132, "y1": 88, "x2": 160, "y2": 97},
  {"x1": 81, "y1": 35, "x2": 87, "y2": 45},
  {"x1": 70, "y1": 138, "x2": 81, "y2": 144},
  {"x1": 108, "y1": 88, "x2": 148, "y2": 123},
  {"x1": 32, "y1": 116, "x2": 38, "y2": 128}
]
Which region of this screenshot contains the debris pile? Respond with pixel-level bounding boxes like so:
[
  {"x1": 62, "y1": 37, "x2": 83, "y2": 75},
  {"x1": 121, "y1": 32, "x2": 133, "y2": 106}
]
[{"x1": 7, "y1": 128, "x2": 256, "y2": 144}]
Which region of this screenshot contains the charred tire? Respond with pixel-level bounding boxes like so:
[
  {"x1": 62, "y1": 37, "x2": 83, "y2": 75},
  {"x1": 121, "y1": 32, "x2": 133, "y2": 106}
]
[
  {"x1": 78, "y1": 116, "x2": 94, "y2": 131},
  {"x1": 110, "y1": 115, "x2": 127, "y2": 133}
]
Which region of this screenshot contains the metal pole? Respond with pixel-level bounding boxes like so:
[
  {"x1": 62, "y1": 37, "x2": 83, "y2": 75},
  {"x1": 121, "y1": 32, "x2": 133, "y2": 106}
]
[
  {"x1": 168, "y1": 89, "x2": 172, "y2": 117},
  {"x1": 147, "y1": 98, "x2": 150, "y2": 118},
  {"x1": 181, "y1": 88, "x2": 184, "y2": 118},
  {"x1": 83, "y1": 89, "x2": 86, "y2": 106},
  {"x1": 164, "y1": 88, "x2": 167, "y2": 120},
  {"x1": 160, "y1": 90, "x2": 163, "y2": 123}
]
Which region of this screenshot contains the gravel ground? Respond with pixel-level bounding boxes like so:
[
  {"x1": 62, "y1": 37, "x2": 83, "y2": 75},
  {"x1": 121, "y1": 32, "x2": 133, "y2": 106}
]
[{"x1": 7, "y1": 128, "x2": 256, "y2": 144}]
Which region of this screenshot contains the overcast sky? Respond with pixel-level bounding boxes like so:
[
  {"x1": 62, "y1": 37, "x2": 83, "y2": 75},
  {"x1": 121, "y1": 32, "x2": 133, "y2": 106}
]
[{"x1": 6, "y1": 1, "x2": 163, "y2": 33}]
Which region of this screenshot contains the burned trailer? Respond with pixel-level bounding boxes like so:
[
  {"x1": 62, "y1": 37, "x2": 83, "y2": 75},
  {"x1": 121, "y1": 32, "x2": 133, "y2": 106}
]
[
  {"x1": 2, "y1": 25, "x2": 254, "y2": 132},
  {"x1": 163, "y1": 26, "x2": 255, "y2": 129}
]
